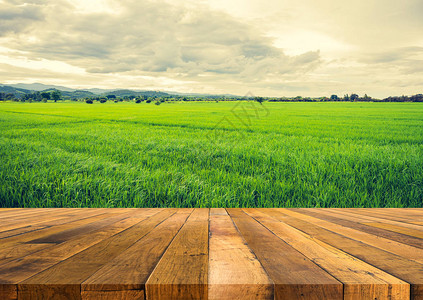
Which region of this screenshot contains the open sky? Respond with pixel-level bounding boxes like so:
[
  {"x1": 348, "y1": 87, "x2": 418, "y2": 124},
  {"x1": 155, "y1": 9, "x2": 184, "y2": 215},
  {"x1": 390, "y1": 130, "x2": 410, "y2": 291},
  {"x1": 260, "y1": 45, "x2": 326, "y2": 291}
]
[{"x1": 1, "y1": 0, "x2": 422, "y2": 97}]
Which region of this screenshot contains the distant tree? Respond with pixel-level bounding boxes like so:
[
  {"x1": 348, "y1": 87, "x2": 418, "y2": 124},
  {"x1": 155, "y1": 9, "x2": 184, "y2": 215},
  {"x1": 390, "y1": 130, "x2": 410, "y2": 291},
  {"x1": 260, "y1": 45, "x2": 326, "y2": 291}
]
[
  {"x1": 99, "y1": 98, "x2": 107, "y2": 103},
  {"x1": 254, "y1": 97, "x2": 264, "y2": 105},
  {"x1": 86, "y1": 99, "x2": 93, "y2": 104},
  {"x1": 362, "y1": 94, "x2": 372, "y2": 101},
  {"x1": 330, "y1": 95, "x2": 339, "y2": 101},
  {"x1": 41, "y1": 92, "x2": 51, "y2": 100},
  {"x1": 0, "y1": 93, "x2": 5, "y2": 101},
  {"x1": 410, "y1": 94, "x2": 423, "y2": 102},
  {"x1": 106, "y1": 95, "x2": 116, "y2": 99},
  {"x1": 135, "y1": 99, "x2": 141, "y2": 103},
  {"x1": 343, "y1": 94, "x2": 350, "y2": 101},
  {"x1": 51, "y1": 90, "x2": 61, "y2": 102},
  {"x1": 154, "y1": 101, "x2": 161, "y2": 105},
  {"x1": 350, "y1": 94, "x2": 359, "y2": 101}
]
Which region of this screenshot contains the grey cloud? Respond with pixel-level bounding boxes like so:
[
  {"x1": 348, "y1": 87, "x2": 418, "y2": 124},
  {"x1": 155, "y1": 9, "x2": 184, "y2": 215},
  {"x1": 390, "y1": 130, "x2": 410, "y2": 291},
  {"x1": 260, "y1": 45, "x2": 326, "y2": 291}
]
[
  {"x1": 358, "y1": 47, "x2": 423, "y2": 74},
  {"x1": 2, "y1": 0, "x2": 321, "y2": 83},
  {"x1": 0, "y1": 2, "x2": 45, "y2": 35}
]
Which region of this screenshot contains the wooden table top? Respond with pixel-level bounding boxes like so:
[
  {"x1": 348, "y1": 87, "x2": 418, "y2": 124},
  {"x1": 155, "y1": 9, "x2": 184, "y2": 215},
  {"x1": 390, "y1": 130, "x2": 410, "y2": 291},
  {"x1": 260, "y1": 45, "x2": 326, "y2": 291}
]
[{"x1": 0, "y1": 208, "x2": 422, "y2": 299}]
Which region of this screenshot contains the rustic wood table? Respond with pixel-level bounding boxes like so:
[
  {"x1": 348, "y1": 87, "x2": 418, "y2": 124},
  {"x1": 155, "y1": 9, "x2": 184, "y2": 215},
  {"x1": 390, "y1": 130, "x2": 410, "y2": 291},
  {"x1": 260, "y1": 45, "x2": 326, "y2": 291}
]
[{"x1": 0, "y1": 208, "x2": 422, "y2": 299}]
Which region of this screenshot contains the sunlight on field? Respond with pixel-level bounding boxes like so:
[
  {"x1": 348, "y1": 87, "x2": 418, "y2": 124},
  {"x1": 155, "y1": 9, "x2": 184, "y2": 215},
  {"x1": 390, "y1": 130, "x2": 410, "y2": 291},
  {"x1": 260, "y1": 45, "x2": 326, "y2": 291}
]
[{"x1": 0, "y1": 101, "x2": 422, "y2": 208}]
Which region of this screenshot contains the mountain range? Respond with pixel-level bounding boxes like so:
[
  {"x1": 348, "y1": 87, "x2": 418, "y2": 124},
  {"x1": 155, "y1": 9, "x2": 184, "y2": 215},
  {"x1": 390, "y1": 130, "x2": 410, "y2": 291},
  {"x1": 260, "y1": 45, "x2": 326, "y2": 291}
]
[{"x1": 1, "y1": 83, "x2": 235, "y2": 99}]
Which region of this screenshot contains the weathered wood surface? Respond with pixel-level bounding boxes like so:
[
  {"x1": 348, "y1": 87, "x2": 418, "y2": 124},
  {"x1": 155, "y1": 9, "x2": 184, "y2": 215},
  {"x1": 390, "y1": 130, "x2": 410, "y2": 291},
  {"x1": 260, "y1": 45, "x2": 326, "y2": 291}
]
[{"x1": 0, "y1": 208, "x2": 422, "y2": 299}]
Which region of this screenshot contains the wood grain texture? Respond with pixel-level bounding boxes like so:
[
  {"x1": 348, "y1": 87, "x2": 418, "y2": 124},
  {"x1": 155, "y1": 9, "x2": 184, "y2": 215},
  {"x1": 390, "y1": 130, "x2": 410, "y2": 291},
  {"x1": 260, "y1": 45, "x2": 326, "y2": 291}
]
[
  {"x1": 227, "y1": 208, "x2": 343, "y2": 300},
  {"x1": 19, "y1": 209, "x2": 176, "y2": 299},
  {"x1": 0, "y1": 208, "x2": 422, "y2": 300},
  {"x1": 0, "y1": 209, "x2": 111, "y2": 250},
  {"x1": 292, "y1": 208, "x2": 423, "y2": 249},
  {"x1": 208, "y1": 208, "x2": 273, "y2": 300},
  {"x1": 82, "y1": 209, "x2": 192, "y2": 298},
  {"x1": 319, "y1": 208, "x2": 423, "y2": 233},
  {"x1": 146, "y1": 208, "x2": 209, "y2": 300},
  {"x1": 268, "y1": 209, "x2": 423, "y2": 300},
  {"x1": 244, "y1": 209, "x2": 409, "y2": 300},
  {"x1": 82, "y1": 290, "x2": 145, "y2": 300},
  {"x1": 0, "y1": 284, "x2": 16, "y2": 300}
]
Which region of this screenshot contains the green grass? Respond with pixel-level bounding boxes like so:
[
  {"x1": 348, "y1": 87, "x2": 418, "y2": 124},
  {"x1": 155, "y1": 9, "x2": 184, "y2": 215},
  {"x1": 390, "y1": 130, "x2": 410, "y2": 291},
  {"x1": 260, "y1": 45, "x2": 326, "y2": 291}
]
[{"x1": 0, "y1": 101, "x2": 422, "y2": 208}]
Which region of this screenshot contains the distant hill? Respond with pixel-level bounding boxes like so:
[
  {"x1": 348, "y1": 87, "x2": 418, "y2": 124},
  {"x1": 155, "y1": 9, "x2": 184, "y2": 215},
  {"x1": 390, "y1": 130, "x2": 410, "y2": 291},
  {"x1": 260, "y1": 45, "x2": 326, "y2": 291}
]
[
  {"x1": 1, "y1": 83, "x2": 237, "y2": 99},
  {"x1": 8, "y1": 83, "x2": 76, "y2": 92},
  {"x1": 0, "y1": 85, "x2": 32, "y2": 97},
  {"x1": 86, "y1": 88, "x2": 113, "y2": 94},
  {"x1": 0, "y1": 84, "x2": 172, "y2": 99},
  {"x1": 104, "y1": 89, "x2": 170, "y2": 98}
]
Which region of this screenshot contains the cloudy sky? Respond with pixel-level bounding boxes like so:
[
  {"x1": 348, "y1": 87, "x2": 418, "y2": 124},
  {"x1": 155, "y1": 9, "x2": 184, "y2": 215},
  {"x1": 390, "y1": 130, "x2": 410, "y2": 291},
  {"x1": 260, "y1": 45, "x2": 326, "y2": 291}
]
[{"x1": 0, "y1": 0, "x2": 422, "y2": 97}]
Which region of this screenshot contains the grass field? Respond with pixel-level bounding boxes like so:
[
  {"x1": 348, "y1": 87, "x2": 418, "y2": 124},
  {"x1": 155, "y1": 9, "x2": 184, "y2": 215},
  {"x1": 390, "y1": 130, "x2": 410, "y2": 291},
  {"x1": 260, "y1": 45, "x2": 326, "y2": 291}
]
[{"x1": 0, "y1": 101, "x2": 422, "y2": 208}]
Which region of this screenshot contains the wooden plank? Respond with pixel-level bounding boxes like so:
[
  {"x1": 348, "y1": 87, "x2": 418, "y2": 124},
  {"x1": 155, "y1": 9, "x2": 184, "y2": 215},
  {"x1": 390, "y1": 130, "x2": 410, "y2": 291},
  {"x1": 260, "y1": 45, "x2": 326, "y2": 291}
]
[
  {"x1": 226, "y1": 209, "x2": 342, "y2": 300},
  {"x1": 0, "y1": 208, "x2": 20, "y2": 212},
  {"x1": 0, "y1": 225, "x2": 50, "y2": 240},
  {"x1": 265, "y1": 209, "x2": 423, "y2": 299},
  {"x1": 363, "y1": 222, "x2": 423, "y2": 239},
  {"x1": 323, "y1": 209, "x2": 423, "y2": 231},
  {"x1": 0, "y1": 209, "x2": 161, "y2": 299},
  {"x1": 294, "y1": 208, "x2": 423, "y2": 249},
  {"x1": 27, "y1": 209, "x2": 138, "y2": 243},
  {"x1": 0, "y1": 244, "x2": 52, "y2": 266},
  {"x1": 0, "y1": 210, "x2": 158, "y2": 267},
  {"x1": 0, "y1": 209, "x2": 56, "y2": 220},
  {"x1": 146, "y1": 208, "x2": 209, "y2": 300},
  {"x1": 351, "y1": 208, "x2": 423, "y2": 221},
  {"x1": 0, "y1": 209, "x2": 112, "y2": 250},
  {"x1": 0, "y1": 209, "x2": 86, "y2": 234},
  {"x1": 82, "y1": 290, "x2": 145, "y2": 300},
  {"x1": 0, "y1": 284, "x2": 16, "y2": 300},
  {"x1": 266, "y1": 209, "x2": 423, "y2": 266},
  {"x1": 342, "y1": 208, "x2": 423, "y2": 224},
  {"x1": 245, "y1": 209, "x2": 409, "y2": 300},
  {"x1": 0, "y1": 209, "x2": 121, "y2": 240},
  {"x1": 208, "y1": 208, "x2": 273, "y2": 300},
  {"x1": 18, "y1": 209, "x2": 176, "y2": 299},
  {"x1": 82, "y1": 209, "x2": 192, "y2": 299},
  {"x1": 19, "y1": 284, "x2": 80, "y2": 299}
]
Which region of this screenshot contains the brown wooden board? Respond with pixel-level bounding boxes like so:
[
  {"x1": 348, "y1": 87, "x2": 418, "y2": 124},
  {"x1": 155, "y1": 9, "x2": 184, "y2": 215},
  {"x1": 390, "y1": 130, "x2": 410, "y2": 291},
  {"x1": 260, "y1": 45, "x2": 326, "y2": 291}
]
[
  {"x1": 292, "y1": 208, "x2": 423, "y2": 249},
  {"x1": 82, "y1": 209, "x2": 193, "y2": 299},
  {"x1": 0, "y1": 208, "x2": 422, "y2": 300},
  {"x1": 145, "y1": 208, "x2": 209, "y2": 300},
  {"x1": 227, "y1": 208, "x2": 343, "y2": 300},
  {"x1": 18, "y1": 209, "x2": 176, "y2": 299},
  {"x1": 208, "y1": 208, "x2": 273, "y2": 300},
  {"x1": 265, "y1": 209, "x2": 423, "y2": 299},
  {"x1": 244, "y1": 209, "x2": 409, "y2": 300},
  {"x1": 0, "y1": 209, "x2": 162, "y2": 299}
]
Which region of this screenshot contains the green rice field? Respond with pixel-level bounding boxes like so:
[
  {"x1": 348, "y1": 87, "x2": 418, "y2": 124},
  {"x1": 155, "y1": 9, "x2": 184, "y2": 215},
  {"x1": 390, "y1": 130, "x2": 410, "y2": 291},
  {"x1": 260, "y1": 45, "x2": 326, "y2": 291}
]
[{"x1": 0, "y1": 101, "x2": 422, "y2": 208}]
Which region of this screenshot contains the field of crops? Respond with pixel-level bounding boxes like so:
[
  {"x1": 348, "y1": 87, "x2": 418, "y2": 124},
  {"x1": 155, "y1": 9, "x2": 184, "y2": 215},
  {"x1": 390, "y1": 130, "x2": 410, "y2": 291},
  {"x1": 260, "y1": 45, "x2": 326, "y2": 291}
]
[{"x1": 0, "y1": 101, "x2": 422, "y2": 208}]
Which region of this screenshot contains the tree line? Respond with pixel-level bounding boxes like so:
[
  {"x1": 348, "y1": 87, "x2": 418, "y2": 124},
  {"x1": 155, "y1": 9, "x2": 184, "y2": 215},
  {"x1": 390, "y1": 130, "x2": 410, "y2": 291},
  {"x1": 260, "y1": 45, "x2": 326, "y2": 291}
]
[{"x1": 1, "y1": 90, "x2": 422, "y2": 103}]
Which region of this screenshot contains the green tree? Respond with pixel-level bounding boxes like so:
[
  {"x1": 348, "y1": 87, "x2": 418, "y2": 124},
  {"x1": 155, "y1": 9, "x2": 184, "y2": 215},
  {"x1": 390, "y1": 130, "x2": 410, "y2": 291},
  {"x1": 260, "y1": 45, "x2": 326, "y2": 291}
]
[
  {"x1": 254, "y1": 97, "x2": 264, "y2": 105},
  {"x1": 41, "y1": 92, "x2": 51, "y2": 100},
  {"x1": 350, "y1": 94, "x2": 359, "y2": 101},
  {"x1": 51, "y1": 90, "x2": 61, "y2": 102}
]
